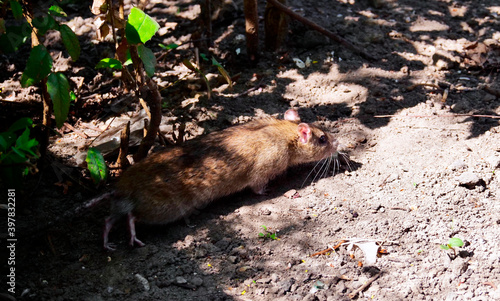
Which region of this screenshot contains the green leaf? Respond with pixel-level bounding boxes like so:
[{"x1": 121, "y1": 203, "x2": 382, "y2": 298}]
[
  {"x1": 12, "y1": 133, "x2": 38, "y2": 158},
  {"x1": 2, "y1": 148, "x2": 26, "y2": 162},
  {"x1": 33, "y1": 15, "x2": 58, "y2": 36},
  {"x1": 85, "y1": 148, "x2": 108, "y2": 185},
  {"x1": 212, "y1": 57, "x2": 232, "y2": 88},
  {"x1": 0, "y1": 132, "x2": 16, "y2": 152},
  {"x1": 0, "y1": 134, "x2": 9, "y2": 152},
  {"x1": 439, "y1": 244, "x2": 450, "y2": 250},
  {"x1": 0, "y1": 23, "x2": 30, "y2": 53},
  {"x1": 48, "y1": 5, "x2": 67, "y2": 17},
  {"x1": 70, "y1": 91, "x2": 76, "y2": 101},
  {"x1": 200, "y1": 53, "x2": 209, "y2": 61},
  {"x1": 21, "y1": 45, "x2": 53, "y2": 87},
  {"x1": 124, "y1": 50, "x2": 133, "y2": 66},
  {"x1": 10, "y1": 145, "x2": 27, "y2": 159},
  {"x1": 182, "y1": 59, "x2": 211, "y2": 99},
  {"x1": 15, "y1": 128, "x2": 38, "y2": 157},
  {"x1": 10, "y1": 0, "x2": 23, "y2": 20},
  {"x1": 96, "y1": 58, "x2": 123, "y2": 70},
  {"x1": 15, "y1": 128, "x2": 30, "y2": 148},
  {"x1": 159, "y1": 43, "x2": 179, "y2": 50},
  {"x1": 182, "y1": 59, "x2": 198, "y2": 72},
  {"x1": 22, "y1": 143, "x2": 39, "y2": 157},
  {"x1": 137, "y1": 44, "x2": 156, "y2": 77},
  {"x1": 59, "y1": 24, "x2": 80, "y2": 61},
  {"x1": 448, "y1": 238, "x2": 464, "y2": 248},
  {"x1": 7, "y1": 117, "x2": 33, "y2": 133},
  {"x1": 47, "y1": 72, "x2": 71, "y2": 128},
  {"x1": 125, "y1": 7, "x2": 159, "y2": 44}
]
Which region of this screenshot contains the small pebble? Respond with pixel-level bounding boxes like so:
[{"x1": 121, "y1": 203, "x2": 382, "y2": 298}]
[
  {"x1": 284, "y1": 189, "x2": 300, "y2": 199},
  {"x1": 191, "y1": 276, "x2": 203, "y2": 287},
  {"x1": 457, "y1": 172, "x2": 482, "y2": 188},
  {"x1": 135, "y1": 274, "x2": 150, "y2": 291}
]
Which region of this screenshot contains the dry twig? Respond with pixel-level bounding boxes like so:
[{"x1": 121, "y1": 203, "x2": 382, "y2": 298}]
[
  {"x1": 63, "y1": 122, "x2": 89, "y2": 139},
  {"x1": 311, "y1": 240, "x2": 345, "y2": 257},
  {"x1": 348, "y1": 271, "x2": 382, "y2": 299}
]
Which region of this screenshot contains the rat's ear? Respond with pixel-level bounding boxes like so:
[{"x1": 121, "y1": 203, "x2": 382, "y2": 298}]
[
  {"x1": 284, "y1": 109, "x2": 301, "y2": 122},
  {"x1": 297, "y1": 123, "x2": 311, "y2": 144}
]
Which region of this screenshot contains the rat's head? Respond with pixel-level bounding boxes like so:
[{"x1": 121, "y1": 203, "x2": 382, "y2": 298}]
[{"x1": 284, "y1": 109, "x2": 339, "y2": 165}]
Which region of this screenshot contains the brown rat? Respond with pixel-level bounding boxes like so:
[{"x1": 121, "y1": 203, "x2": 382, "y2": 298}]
[{"x1": 103, "y1": 109, "x2": 339, "y2": 250}]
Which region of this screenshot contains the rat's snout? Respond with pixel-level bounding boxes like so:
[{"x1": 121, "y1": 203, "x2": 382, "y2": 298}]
[
  {"x1": 331, "y1": 138, "x2": 339, "y2": 151},
  {"x1": 328, "y1": 134, "x2": 340, "y2": 155}
]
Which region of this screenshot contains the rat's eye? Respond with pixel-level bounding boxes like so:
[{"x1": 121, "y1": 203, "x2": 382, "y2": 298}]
[{"x1": 319, "y1": 135, "x2": 327, "y2": 144}]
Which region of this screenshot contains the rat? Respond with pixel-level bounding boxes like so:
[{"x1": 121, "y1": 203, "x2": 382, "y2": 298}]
[{"x1": 97, "y1": 109, "x2": 339, "y2": 250}]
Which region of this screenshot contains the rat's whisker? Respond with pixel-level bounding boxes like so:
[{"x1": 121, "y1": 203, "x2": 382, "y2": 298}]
[{"x1": 301, "y1": 158, "x2": 326, "y2": 188}]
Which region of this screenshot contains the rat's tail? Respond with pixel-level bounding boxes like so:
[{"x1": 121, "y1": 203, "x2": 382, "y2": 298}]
[
  {"x1": 20, "y1": 191, "x2": 115, "y2": 238},
  {"x1": 71, "y1": 191, "x2": 114, "y2": 218}
]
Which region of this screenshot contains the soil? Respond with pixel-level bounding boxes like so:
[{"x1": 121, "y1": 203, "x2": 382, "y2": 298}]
[{"x1": 2, "y1": 0, "x2": 499, "y2": 300}]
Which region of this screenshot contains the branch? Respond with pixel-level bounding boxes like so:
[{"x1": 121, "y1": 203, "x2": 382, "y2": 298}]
[
  {"x1": 348, "y1": 271, "x2": 382, "y2": 299},
  {"x1": 266, "y1": 0, "x2": 377, "y2": 61}
]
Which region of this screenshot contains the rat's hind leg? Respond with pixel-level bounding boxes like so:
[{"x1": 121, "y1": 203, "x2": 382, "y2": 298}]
[
  {"x1": 103, "y1": 216, "x2": 118, "y2": 251},
  {"x1": 127, "y1": 212, "x2": 145, "y2": 247}
]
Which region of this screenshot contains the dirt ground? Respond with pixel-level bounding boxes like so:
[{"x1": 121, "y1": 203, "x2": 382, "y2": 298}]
[{"x1": 2, "y1": 0, "x2": 500, "y2": 300}]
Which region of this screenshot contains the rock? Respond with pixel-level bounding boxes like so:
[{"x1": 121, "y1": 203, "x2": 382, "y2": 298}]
[
  {"x1": 451, "y1": 100, "x2": 470, "y2": 113},
  {"x1": 270, "y1": 273, "x2": 278, "y2": 282},
  {"x1": 435, "y1": 59, "x2": 449, "y2": 70},
  {"x1": 215, "y1": 237, "x2": 231, "y2": 250},
  {"x1": 256, "y1": 277, "x2": 272, "y2": 284},
  {"x1": 457, "y1": 172, "x2": 482, "y2": 188},
  {"x1": 135, "y1": 274, "x2": 150, "y2": 291},
  {"x1": 278, "y1": 278, "x2": 295, "y2": 293},
  {"x1": 191, "y1": 277, "x2": 203, "y2": 287},
  {"x1": 284, "y1": 189, "x2": 299, "y2": 199},
  {"x1": 176, "y1": 276, "x2": 187, "y2": 284}
]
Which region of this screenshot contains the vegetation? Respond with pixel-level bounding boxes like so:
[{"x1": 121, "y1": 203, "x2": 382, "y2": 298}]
[
  {"x1": 440, "y1": 237, "x2": 464, "y2": 257},
  {"x1": 258, "y1": 225, "x2": 278, "y2": 240},
  {"x1": 0, "y1": 118, "x2": 39, "y2": 188}
]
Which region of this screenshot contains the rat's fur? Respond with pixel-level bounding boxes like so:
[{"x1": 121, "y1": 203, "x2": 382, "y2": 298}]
[{"x1": 103, "y1": 110, "x2": 339, "y2": 250}]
